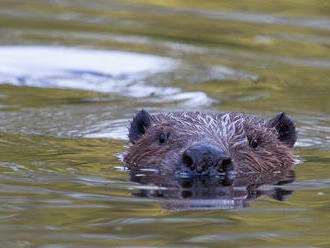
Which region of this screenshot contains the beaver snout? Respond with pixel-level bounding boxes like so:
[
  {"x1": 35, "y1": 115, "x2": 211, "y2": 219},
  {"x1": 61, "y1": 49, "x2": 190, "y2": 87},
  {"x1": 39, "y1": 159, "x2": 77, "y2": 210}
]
[{"x1": 182, "y1": 144, "x2": 232, "y2": 175}]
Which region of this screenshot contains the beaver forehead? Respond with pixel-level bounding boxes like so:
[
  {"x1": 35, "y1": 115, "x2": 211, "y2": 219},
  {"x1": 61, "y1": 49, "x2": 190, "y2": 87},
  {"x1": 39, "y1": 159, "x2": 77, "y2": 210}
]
[
  {"x1": 151, "y1": 112, "x2": 271, "y2": 150},
  {"x1": 153, "y1": 112, "x2": 266, "y2": 135}
]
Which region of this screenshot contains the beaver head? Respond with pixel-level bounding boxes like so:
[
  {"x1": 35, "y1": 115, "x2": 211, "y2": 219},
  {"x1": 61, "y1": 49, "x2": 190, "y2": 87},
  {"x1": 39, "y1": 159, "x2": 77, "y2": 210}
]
[{"x1": 124, "y1": 110, "x2": 297, "y2": 175}]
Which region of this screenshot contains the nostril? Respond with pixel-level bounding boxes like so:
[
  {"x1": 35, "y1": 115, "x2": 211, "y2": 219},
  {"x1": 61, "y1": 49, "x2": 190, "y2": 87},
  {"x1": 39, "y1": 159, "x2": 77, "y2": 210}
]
[
  {"x1": 182, "y1": 152, "x2": 194, "y2": 169},
  {"x1": 216, "y1": 156, "x2": 232, "y2": 171},
  {"x1": 222, "y1": 157, "x2": 231, "y2": 167}
]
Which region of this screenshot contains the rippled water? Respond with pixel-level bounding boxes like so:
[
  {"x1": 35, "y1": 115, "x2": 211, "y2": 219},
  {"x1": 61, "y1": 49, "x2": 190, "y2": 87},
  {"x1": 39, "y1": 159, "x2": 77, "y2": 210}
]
[{"x1": 0, "y1": 0, "x2": 329, "y2": 247}]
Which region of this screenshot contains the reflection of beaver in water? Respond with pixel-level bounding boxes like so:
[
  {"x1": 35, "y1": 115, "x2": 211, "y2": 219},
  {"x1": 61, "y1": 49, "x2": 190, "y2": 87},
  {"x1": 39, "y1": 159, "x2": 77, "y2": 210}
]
[
  {"x1": 124, "y1": 110, "x2": 297, "y2": 175},
  {"x1": 130, "y1": 168, "x2": 295, "y2": 210}
]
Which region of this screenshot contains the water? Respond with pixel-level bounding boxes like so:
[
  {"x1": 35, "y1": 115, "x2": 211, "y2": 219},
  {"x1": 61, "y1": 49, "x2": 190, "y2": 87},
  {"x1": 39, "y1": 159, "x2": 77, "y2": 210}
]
[{"x1": 0, "y1": 0, "x2": 329, "y2": 247}]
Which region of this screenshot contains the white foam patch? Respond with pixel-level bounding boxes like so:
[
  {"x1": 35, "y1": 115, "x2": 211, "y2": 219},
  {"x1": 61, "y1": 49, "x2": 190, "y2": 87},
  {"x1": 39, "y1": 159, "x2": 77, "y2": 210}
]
[
  {"x1": 0, "y1": 46, "x2": 176, "y2": 97},
  {"x1": 0, "y1": 46, "x2": 173, "y2": 75}
]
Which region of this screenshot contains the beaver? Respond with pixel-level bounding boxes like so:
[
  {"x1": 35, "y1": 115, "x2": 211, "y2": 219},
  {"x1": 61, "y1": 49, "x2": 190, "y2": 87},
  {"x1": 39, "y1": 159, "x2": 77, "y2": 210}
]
[{"x1": 124, "y1": 110, "x2": 297, "y2": 176}]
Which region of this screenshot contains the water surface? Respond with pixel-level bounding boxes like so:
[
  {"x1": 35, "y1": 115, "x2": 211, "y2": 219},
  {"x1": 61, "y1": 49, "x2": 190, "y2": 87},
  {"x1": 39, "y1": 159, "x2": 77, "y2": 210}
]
[{"x1": 0, "y1": 0, "x2": 329, "y2": 247}]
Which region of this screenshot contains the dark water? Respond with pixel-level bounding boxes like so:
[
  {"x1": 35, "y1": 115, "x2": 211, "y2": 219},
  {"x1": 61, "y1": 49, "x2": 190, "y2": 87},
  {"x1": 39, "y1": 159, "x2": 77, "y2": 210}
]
[{"x1": 0, "y1": 0, "x2": 329, "y2": 247}]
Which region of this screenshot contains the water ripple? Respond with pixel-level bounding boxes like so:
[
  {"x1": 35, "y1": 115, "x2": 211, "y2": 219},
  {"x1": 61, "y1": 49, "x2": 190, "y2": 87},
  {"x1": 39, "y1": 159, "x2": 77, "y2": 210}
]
[
  {"x1": 91, "y1": 217, "x2": 231, "y2": 226},
  {"x1": 187, "y1": 232, "x2": 298, "y2": 242},
  {"x1": 24, "y1": 0, "x2": 330, "y2": 31}
]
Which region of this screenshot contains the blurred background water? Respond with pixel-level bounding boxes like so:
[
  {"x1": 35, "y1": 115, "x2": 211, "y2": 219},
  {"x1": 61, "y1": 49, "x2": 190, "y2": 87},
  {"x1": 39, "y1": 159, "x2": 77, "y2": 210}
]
[{"x1": 0, "y1": 0, "x2": 329, "y2": 247}]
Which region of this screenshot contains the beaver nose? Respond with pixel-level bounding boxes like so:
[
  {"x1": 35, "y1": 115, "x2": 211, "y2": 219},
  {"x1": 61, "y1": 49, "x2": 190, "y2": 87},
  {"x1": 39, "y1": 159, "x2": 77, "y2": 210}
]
[{"x1": 182, "y1": 144, "x2": 231, "y2": 174}]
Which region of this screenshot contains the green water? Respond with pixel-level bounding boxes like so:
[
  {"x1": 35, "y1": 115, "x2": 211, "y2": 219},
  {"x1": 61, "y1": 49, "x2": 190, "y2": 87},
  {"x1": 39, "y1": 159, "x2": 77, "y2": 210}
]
[{"x1": 0, "y1": 0, "x2": 329, "y2": 247}]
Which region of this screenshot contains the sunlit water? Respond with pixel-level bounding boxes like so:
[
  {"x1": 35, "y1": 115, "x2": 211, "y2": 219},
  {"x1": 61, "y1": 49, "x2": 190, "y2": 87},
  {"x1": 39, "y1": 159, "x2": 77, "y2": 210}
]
[{"x1": 0, "y1": 0, "x2": 329, "y2": 247}]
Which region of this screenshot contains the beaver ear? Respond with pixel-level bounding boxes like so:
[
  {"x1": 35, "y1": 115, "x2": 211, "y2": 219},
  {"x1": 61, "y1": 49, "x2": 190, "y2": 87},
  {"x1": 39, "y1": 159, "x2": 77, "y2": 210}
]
[
  {"x1": 128, "y1": 109, "x2": 151, "y2": 144},
  {"x1": 267, "y1": 112, "x2": 297, "y2": 147}
]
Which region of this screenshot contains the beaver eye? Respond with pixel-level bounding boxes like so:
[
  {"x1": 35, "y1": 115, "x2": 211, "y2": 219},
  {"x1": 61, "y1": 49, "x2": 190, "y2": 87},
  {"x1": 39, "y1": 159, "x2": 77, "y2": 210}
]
[
  {"x1": 159, "y1": 133, "x2": 167, "y2": 144},
  {"x1": 250, "y1": 137, "x2": 259, "y2": 150}
]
